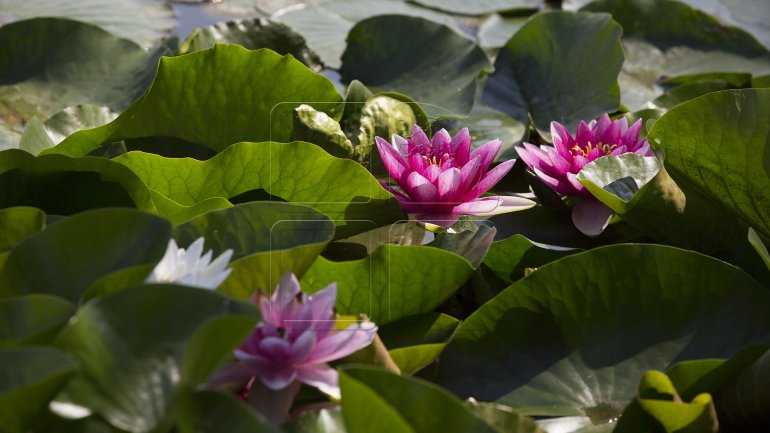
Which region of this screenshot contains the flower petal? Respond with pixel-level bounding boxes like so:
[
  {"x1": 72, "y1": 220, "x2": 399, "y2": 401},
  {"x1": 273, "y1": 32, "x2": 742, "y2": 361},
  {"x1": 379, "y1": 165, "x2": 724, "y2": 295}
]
[
  {"x1": 410, "y1": 124, "x2": 431, "y2": 150},
  {"x1": 551, "y1": 121, "x2": 574, "y2": 159},
  {"x1": 423, "y1": 164, "x2": 441, "y2": 184},
  {"x1": 437, "y1": 167, "x2": 461, "y2": 201},
  {"x1": 576, "y1": 120, "x2": 594, "y2": 147},
  {"x1": 296, "y1": 365, "x2": 340, "y2": 399},
  {"x1": 376, "y1": 136, "x2": 408, "y2": 182},
  {"x1": 406, "y1": 172, "x2": 439, "y2": 203},
  {"x1": 453, "y1": 195, "x2": 536, "y2": 216},
  {"x1": 468, "y1": 159, "x2": 515, "y2": 198},
  {"x1": 208, "y1": 362, "x2": 255, "y2": 388},
  {"x1": 431, "y1": 128, "x2": 451, "y2": 151},
  {"x1": 309, "y1": 324, "x2": 376, "y2": 364},
  {"x1": 450, "y1": 127, "x2": 472, "y2": 165},
  {"x1": 470, "y1": 139, "x2": 502, "y2": 171},
  {"x1": 257, "y1": 366, "x2": 298, "y2": 391},
  {"x1": 416, "y1": 213, "x2": 459, "y2": 227},
  {"x1": 571, "y1": 197, "x2": 614, "y2": 237}
]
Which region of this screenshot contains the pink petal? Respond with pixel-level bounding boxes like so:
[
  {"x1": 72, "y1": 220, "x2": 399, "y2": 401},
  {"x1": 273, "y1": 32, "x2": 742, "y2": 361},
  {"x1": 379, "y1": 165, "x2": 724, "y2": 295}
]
[
  {"x1": 623, "y1": 119, "x2": 642, "y2": 149},
  {"x1": 546, "y1": 148, "x2": 572, "y2": 174},
  {"x1": 381, "y1": 183, "x2": 423, "y2": 213},
  {"x1": 438, "y1": 167, "x2": 461, "y2": 201},
  {"x1": 571, "y1": 197, "x2": 614, "y2": 237},
  {"x1": 257, "y1": 366, "x2": 298, "y2": 391},
  {"x1": 408, "y1": 152, "x2": 427, "y2": 173},
  {"x1": 470, "y1": 139, "x2": 502, "y2": 171},
  {"x1": 392, "y1": 134, "x2": 408, "y2": 155},
  {"x1": 431, "y1": 128, "x2": 451, "y2": 151},
  {"x1": 308, "y1": 283, "x2": 336, "y2": 321},
  {"x1": 406, "y1": 172, "x2": 439, "y2": 203},
  {"x1": 565, "y1": 172, "x2": 589, "y2": 196},
  {"x1": 451, "y1": 128, "x2": 472, "y2": 165},
  {"x1": 308, "y1": 326, "x2": 375, "y2": 364},
  {"x1": 376, "y1": 137, "x2": 408, "y2": 182},
  {"x1": 610, "y1": 145, "x2": 628, "y2": 155},
  {"x1": 423, "y1": 164, "x2": 441, "y2": 184},
  {"x1": 410, "y1": 125, "x2": 431, "y2": 150},
  {"x1": 572, "y1": 155, "x2": 591, "y2": 172},
  {"x1": 259, "y1": 337, "x2": 292, "y2": 361},
  {"x1": 291, "y1": 331, "x2": 317, "y2": 361},
  {"x1": 453, "y1": 196, "x2": 535, "y2": 216},
  {"x1": 592, "y1": 114, "x2": 611, "y2": 138},
  {"x1": 601, "y1": 119, "x2": 622, "y2": 145},
  {"x1": 459, "y1": 156, "x2": 483, "y2": 193},
  {"x1": 551, "y1": 122, "x2": 574, "y2": 159},
  {"x1": 296, "y1": 365, "x2": 340, "y2": 399},
  {"x1": 468, "y1": 159, "x2": 515, "y2": 198},
  {"x1": 533, "y1": 166, "x2": 579, "y2": 196},
  {"x1": 576, "y1": 121, "x2": 594, "y2": 147}
]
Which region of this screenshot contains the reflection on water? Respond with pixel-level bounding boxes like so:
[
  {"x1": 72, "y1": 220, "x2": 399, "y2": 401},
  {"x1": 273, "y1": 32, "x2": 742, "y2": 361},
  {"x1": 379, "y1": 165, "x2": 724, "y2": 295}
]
[{"x1": 172, "y1": 2, "x2": 258, "y2": 40}]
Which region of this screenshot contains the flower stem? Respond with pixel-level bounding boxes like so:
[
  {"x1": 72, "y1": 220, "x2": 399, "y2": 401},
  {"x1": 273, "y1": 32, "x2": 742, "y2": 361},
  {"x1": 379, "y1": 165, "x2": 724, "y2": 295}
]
[{"x1": 248, "y1": 379, "x2": 301, "y2": 425}]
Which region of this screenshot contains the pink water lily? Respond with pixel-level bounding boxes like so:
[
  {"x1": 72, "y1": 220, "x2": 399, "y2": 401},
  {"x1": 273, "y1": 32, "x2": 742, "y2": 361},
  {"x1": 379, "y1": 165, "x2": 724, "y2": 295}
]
[
  {"x1": 211, "y1": 273, "x2": 375, "y2": 400},
  {"x1": 517, "y1": 114, "x2": 654, "y2": 236},
  {"x1": 376, "y1": 125, "x2": 535, "y2": 227}
]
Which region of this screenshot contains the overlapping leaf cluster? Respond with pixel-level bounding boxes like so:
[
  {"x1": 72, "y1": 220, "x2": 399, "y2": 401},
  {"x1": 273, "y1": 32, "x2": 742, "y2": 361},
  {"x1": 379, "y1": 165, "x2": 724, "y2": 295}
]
[{"x1": 1, "y1": 1, "x2": 770, "y2": 432}]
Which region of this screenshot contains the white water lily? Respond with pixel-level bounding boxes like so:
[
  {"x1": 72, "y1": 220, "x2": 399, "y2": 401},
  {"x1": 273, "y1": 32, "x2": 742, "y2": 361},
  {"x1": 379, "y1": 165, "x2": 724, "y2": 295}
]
[{"x1": 146, "y1": 237, "x2": 233, "y2": 289}]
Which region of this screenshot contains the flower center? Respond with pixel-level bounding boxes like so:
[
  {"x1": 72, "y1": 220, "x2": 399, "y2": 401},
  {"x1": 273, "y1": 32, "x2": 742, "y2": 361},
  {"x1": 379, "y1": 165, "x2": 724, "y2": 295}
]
[
  {"x1": 570, "y1": 141, "x2": 617, "y2": 158},
  {"x1": 421, "y1": 152, "x2": 452, "y2": 167}
]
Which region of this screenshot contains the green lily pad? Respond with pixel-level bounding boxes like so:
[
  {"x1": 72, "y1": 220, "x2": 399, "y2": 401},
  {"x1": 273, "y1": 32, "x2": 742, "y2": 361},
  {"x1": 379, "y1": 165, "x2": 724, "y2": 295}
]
[
  {"x1": 114, "y1": 141, "x2": 403, "y2": 237},
  {"x1": 748, "y1": 228, "x2": 770, "y2": 272},
  {"x1": 301, "y1": 244, "x2": 473, "y2": 325},
  {"x1": 0, "y1": 18, "x2": 171, "y2": 128},
  {"x1": 483, "y1": 11, "x2": 623, "y2": 134},
  {"x1": 438, "y1": 244, "x2": 770, "y2": 425},
  {"x1": 46, "y1": 45, "x2": 342, "y2": 157},
  {"x1": 172, "y1": 202, "x2": 335, "y2": 298},
  {"x1": 42, "y1": 105, "x2": 117, "y2": 146},
  {"x1": 577, "y1": 153, "x2": 746, "y2": 252},
  {"x1": 55, "y1": 284, "x2": 259, "y2": 433},
  {"x1": 410, "y1": 0, "x2": 541, "y2": 16},
  {"x1": 0, "y1": 208, "x2": 170, "y2": 303},
  {"x1": 583, "y1": 0, "x2": 770, "y2": 111},
  {"x1": 674, "y1": 0, "x2": 770, "y2": 51},
  {"x1": 647, "y1": 89, "x2": 770, "y2": 238},
  {"x1": 340, "y1": 366, "x2": 501, "y2": 433},
  {"x1": 0, "y1": 206, "x2": 44, "y2": 252},
  {"x1": 284, "y1": 407, "x2": 347, "y2": 433},
  {"x1": 716, "y1": 349, "x2": 770, "y2": 430},
  {"x1": 0, "y1": 149, "x2": 156, "y2": 215},
  {"x1": 0, "y1": 0, "x2": 176, "y2": 48},
  {"x1": 483, "y1": 234, "x2": 577, "y2": 283},
  {"x1": 0, "y1": 347, "x2": 77, "y2": 433},
  {"x1": 340, "y1": 15, "x2": 492, "y2": 118},
  {"x1": 0, "y1": 295, "x2": 74, "y2": 347},
  {"x1": 176, "y1": 390, "x2": 280, "y2": 433},
  {"x1": 273, "y1": 0, "x2": 457, "y2": 69},
  {"x1": 178, "y1": 17, "x2": 321, "y2": 70}
]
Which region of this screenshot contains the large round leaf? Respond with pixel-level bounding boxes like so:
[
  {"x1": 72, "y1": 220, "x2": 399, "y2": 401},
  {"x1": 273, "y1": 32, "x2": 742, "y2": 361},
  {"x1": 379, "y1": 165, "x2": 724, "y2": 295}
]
[
  {"x1": 678, "y1": 0, "x2": 770, "y2": 51},
  {"x1": 114, "y1": 141, "x2": 403, "y2": 237},
  {"x1": 273, "y1": 0, "x2": 457, "y2": 69},
  {"x1": 178, "y1": 17, "x2": 321, "y2": 70},
  {"x1": 0, "y1": 295, "x2": 74, "y2": 347},
  {"x1": 55, "y1": 284, "x2": 259, "y2": 433},
  {"x1": 0, "y1": 18, "x2": 170, "y2": 128},
  {"x1": 411, "y1": 0, "x2": 541, "y2": 15},
  {"x1": 583, "y1": 0, "x2": 770, "y2": 111},
  {"x1": 0, "y1": 149, "x2": 156, "y2": 215},
  {"x1": 483, "y1": 11, "x2": 623, "y2": 134},
  {"x1": 176, "y1": 390, "x2": 280, "y2": 433},
  {"x1": 0, "y1": 0, "x2": 175, "y2": 48},
  {"x1": 173, "y1": 202, "x2": 335, "y2": 298},
  {"x1": 47, "y1": 45, "x2": 343, "y2": 157},
  {"x1": 0, "y1": 206, "x2": 44, "y2": 253},
  {"x1": 0, "y1": 208, "x2": 170, "y2": 303},
  {"x1": 647, "y1": 89, "x2": 770, "y2": 238},
  {"x1": 340, "y1": 15, "x2": 492, "y2": 118},
  {"x1": 340, "y1": 367, "x2": 503, "y2": 433},
  {"x1": 438, "y1": 244, "x2": 770, "y2": 425},
  {"x1": 482, "y1": 234, "x2": 577, "y2": 284},
  {"x1": 301, "y1": 244, "x2": 473, "y2": 325},
  {"x1": 0, "y1": 347, "x2": 77, "y2": 433}
]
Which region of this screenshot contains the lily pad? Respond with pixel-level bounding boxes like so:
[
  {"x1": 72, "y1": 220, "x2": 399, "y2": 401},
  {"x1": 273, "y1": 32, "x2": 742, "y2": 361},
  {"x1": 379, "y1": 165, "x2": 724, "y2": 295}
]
[
  {"x1": 0, "y1": 0, "x2": 176, "y2": 48},
  {"x1": 0, "y1": 206, "x2": 45, "y2": 252},
  {"x1": 178, "y1": 17, "x2": 321, "y2": 70},
  {"x1": 301, "y1": 244, "x2": 473, "y2": 325},
  {"x1": 55, "y1": 284, "x2": 260, "y2": 433},
  {"x1": 483, "y1": 11, "x2": 623, "y2": 134},
  {"x1": 0, "y1": 295, "x2": 74, "y2": 347},
  {"x1": 438, "y1": 244, "x2": 770, "y2": 425},
  {"x1": 647, "y1": 89, "x2": 770, "y2": 238},
  {"x1": 0, "y1": 347, "x2": 77, "y2": 433},
  {"x1": 0, "y1": 208, "x2": 170, "y2": 303},
  {"x1": 0, "y1": 18, "x2": 171, "y2": 128},
  {"x1": 46, "y1": 45, "x2": 342, "y2": 157},
  {"x1": 114, "y1": 141, "x2": 403, "y2": 237},
  {"x1": 483, "y1": 234, "x2": 577, "y2": 283},
  {"x1": 340, "y1": 15, "x2": 492, "y2": 118},
  {"x1": 410, "y1": 0, "x2": 542, "y2": 16}
]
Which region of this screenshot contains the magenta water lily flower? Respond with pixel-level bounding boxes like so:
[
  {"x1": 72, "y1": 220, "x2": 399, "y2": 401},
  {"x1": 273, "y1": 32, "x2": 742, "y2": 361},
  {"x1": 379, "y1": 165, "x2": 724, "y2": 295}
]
[
  {"x1": 211, "y1": 273, "x2": 375, "y2": 400},
  {"x1": 376, "y1": 125, "x2": 535, "y2": 227},
  {"x1": 517, "y1": 114, "x2": 654, "y2": 236}
]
